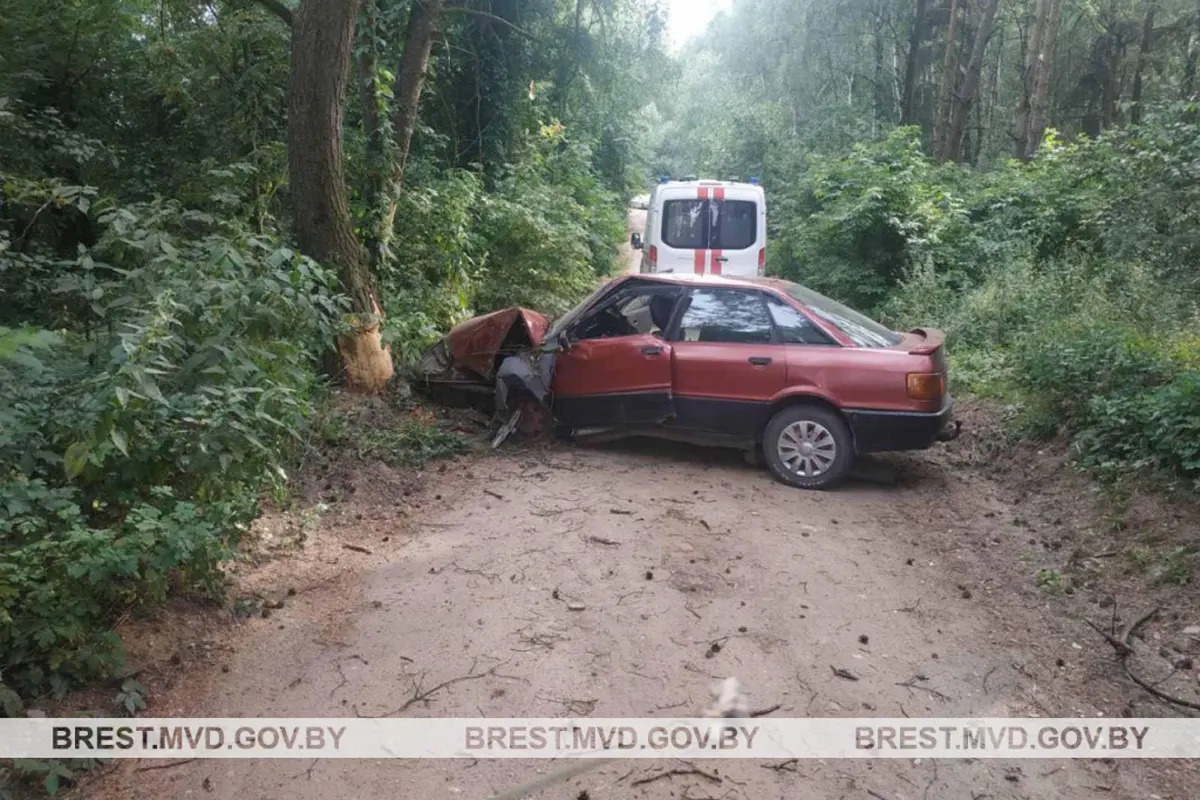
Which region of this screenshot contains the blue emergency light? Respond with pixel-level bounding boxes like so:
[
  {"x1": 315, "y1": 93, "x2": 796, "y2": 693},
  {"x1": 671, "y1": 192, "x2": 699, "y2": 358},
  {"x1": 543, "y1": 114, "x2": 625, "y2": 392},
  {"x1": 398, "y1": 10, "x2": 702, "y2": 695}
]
[
  {"x1": 659, "y1": 176, "x2": 670, "y2": 184},
  {"x1": 749, "y1": 176, "x2": 760, "y2": 185}
]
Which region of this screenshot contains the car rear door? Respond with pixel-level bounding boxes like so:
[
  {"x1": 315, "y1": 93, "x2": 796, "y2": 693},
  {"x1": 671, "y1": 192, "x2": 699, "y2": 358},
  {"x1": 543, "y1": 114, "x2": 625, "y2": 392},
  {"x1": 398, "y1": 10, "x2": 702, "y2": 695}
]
[
  {"x1": 551, "y1": 282, "x2": 682, "y2": 428},
  {"x1": 667, "y1": 287, "x2": 788, "y2": 436}
]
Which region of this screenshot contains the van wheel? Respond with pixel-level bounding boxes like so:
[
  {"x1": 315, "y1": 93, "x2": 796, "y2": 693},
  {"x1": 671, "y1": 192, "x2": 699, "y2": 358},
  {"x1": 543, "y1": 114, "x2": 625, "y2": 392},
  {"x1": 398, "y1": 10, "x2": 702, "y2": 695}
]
[{"x1": 763, "y1": 405, "x2": 853, "y2": 490}]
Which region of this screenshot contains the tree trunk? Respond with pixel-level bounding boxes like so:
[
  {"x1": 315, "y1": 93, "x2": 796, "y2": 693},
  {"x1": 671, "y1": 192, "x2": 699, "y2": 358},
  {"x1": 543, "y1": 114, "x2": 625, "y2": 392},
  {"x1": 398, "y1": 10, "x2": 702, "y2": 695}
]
[
  {"x1": 1186, "y1": 1, "x2": 1200, "y2": 100},
  {"x1": 289, "y1": 0, "x2": 393, "y2": 393},
  {"x1": 1026, "y1": 0, "x2": 1063, "y2": 155},
  {"x1": 932, "y1": 0, "x2": 960, "y2": 156},
  {"x1": 372, "y1": 0, "x2": 443, "y2": 264},
  {"x1": 900, "y1": 0, "x2": 928, "y2": 126},
  {"x1": 1014, "y1": 0, "x2": 1047, "y2": 160},
  {"x1": 1131, "y1": 3, "x2": 1156, "y2": 126},
  {"x1": 943, "y1": 0, "x2": 1000, "y2": 162}
]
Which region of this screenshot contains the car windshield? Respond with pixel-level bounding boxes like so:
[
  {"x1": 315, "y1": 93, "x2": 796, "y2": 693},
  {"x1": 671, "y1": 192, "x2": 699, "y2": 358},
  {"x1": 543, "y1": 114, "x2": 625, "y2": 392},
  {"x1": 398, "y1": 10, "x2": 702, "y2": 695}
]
[{"x1": 782, "y1": 283, "x2": 903, "y2": 348}]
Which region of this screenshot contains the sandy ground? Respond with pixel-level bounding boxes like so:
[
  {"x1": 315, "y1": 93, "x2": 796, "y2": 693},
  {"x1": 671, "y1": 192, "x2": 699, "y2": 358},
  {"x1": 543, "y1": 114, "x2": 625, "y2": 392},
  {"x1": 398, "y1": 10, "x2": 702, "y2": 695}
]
[{"x1": 84, "y1": 438, "x2": 1190, "y2": 800}]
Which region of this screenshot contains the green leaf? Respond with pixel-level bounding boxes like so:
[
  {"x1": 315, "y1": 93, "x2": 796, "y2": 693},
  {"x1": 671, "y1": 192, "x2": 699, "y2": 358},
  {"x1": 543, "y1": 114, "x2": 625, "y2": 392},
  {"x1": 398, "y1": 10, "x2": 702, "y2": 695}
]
[
  {"x1": 110, "y1": 428, "x2": 129, "y2": 457},
  {"x1": 64, "y1": 441, "x2": 90, "y2": 479}
]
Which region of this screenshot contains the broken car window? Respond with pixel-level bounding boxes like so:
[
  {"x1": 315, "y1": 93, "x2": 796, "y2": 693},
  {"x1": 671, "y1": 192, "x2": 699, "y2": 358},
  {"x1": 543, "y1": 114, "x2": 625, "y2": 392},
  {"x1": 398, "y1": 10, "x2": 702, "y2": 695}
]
[
  {"x1": 676, "y1": 289, "x2": 774, "y2": 345},
  {"x1": 572, "y1": 284, "x2": 682, "y2": 341}
]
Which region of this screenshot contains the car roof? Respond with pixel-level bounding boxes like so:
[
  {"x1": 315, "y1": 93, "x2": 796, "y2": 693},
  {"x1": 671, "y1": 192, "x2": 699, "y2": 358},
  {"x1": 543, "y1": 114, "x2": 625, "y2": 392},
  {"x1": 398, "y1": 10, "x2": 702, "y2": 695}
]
[{"x1": 624, "y1": 273, "x2": 791, "y2": 293}]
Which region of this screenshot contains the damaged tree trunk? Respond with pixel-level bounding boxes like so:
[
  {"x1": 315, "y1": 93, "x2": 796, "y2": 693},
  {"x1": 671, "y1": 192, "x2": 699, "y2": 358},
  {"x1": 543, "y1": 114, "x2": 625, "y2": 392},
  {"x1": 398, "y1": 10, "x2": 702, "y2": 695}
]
[{"x1": 288, "y1": 0, "x2": 393, "y2": 393}]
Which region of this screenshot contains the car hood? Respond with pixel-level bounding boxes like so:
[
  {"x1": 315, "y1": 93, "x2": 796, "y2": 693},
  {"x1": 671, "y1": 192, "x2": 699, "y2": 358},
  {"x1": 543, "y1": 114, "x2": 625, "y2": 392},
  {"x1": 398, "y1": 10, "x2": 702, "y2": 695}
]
[{"x1": 417, "y1": 307, "x2": 549, "y2": 384}]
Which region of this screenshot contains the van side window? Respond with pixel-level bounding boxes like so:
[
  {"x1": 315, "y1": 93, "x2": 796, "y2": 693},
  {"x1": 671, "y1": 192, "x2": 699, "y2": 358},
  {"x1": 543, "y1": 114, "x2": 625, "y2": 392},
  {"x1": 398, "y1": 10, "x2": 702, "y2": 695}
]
[
  {"x1": 676, "y1": 289, "x2": 774, "y2": 345},
  {"x1": 765, "y1": 295, "x2": 836, "y2": 346}
]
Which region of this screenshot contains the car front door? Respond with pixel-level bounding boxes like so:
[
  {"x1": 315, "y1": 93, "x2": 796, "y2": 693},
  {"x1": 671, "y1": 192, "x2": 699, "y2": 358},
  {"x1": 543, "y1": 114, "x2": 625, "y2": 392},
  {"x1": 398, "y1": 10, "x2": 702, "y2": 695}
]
[
  {"x1": 667, "y1": 288, "x2": 789, "y2": 436},
  {"x1": 552, "y1": 282, "x2": 682, "y2": 428}
]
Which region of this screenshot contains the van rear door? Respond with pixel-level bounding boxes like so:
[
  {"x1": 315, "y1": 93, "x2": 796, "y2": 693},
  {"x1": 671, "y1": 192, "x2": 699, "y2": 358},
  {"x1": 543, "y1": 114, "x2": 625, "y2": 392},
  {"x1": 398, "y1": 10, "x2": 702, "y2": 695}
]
[
  {"x1": 708, "y1": 185, "x2": 764, "y2": 277},
  {"x1": 654, "y1": 185, "x2": 765, "y2": 277}
]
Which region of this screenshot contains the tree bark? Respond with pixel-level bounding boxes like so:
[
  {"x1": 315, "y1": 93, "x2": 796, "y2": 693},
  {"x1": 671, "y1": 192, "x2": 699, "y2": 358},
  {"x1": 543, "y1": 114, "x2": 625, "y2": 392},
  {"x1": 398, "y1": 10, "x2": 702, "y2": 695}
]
[
  {"x1": 943, "y1": 0, "x2": 1000, "y2": 162},
  {"x1": 1130, "y1": 3, "x2": 1157, "y2": 126},
  {"x1": 1186, "y1": 0, "x2": 1200, "y2": 100},
  {"x1": 932, "y1": 0, "x2": 960, "y2": 156},
  {"x1": 1026, "y1": 0, "x2": 1063, "y2": 155},
  {"x1": 900, "y1": 0, "x2": 928, "y2": 126},
  {"x1": 370, "y1": 0, "x2": 443, "y2": 268},
  {"x1": 1014, "y1": 0, "x2": 1047, "y2": 160},
  {"x1": 288, "y1": 0, "x2": 393, "y2": 393}
]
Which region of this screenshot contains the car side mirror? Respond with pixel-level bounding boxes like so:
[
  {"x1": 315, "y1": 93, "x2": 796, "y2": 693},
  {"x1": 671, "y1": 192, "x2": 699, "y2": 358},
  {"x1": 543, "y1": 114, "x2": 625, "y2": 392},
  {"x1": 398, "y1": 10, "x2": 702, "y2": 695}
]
[
  {"x1": 558, "y1": 331, "x2": 573, "y2": 353},
  {"x1": 630, "y1": 233, "x2": 643, "y2": 250}
]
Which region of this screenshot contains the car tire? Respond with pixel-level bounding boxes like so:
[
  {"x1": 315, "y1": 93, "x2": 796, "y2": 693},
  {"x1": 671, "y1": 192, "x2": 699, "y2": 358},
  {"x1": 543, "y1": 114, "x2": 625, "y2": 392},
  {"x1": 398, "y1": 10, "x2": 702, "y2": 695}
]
[{"x1": 762, "y1": 404, "x2": 854, "y2": 490}]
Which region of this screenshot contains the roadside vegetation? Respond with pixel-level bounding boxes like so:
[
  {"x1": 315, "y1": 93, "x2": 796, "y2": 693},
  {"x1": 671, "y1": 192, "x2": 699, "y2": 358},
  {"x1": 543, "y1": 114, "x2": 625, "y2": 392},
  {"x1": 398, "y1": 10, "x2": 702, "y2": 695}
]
[
  {"x1": 2, "y1": 0, "x2": 1199, "y2": 775},
  {"x1": 651, "y1": 0, "x2": 1200, "y2": 498}
]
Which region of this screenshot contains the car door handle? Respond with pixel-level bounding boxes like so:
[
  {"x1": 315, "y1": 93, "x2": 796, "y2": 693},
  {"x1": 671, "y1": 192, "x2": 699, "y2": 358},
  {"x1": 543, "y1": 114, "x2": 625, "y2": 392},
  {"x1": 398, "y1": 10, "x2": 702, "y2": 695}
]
[
  {"x1": 642, "y1": 345, "x2": 664, "y2": 356},
  {"x1": 749, "y1": 356, "x2": 772, "y2": 366},
  {"x1": 715, "y1": 256, "x2": 729, "y2": 262}
]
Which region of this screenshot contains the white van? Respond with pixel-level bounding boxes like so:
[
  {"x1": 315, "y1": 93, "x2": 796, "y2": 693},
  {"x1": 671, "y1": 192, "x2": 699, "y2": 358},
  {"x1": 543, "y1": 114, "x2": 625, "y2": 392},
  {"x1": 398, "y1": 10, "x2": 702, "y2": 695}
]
[{"x1": 630, "y1": 179, "x2": 766, "y2": 278}]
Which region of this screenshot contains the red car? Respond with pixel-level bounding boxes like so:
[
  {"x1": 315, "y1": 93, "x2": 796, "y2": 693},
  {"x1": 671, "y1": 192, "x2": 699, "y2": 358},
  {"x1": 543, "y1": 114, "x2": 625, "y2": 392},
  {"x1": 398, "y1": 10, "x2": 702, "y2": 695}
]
[{"x1": 418, "y1": 274, "x2": 959, "y2": 489}]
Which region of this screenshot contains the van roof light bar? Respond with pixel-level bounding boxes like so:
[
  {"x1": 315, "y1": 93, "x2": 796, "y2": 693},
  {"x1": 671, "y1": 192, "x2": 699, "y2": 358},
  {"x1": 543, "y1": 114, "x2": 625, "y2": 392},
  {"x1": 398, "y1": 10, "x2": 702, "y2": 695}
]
[{"x1": 749, "y1": 176, "x2": 760, "y2": 185}]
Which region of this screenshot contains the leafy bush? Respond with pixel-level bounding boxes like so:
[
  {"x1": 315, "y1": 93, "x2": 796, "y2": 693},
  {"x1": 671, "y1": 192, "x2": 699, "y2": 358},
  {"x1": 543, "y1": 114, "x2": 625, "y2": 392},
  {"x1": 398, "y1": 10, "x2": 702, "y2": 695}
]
[
  {"x1": 0, "y1": 198, "x2": 343, "y2": 700},
  {"x1": 784, "y1": 116, "x2": 1200, "y2": 490}
]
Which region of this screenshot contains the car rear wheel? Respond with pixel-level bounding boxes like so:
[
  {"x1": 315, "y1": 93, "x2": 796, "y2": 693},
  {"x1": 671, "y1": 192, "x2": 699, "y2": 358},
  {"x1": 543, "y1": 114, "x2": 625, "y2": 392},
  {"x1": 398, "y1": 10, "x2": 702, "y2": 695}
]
[{"x1": 763, "y1": 405, "x2": 853, "y2": 490}]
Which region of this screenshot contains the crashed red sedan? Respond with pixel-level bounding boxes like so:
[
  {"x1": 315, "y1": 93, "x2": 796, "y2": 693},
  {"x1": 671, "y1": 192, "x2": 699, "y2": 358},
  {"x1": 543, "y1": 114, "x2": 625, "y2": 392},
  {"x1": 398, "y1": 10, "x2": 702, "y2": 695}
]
[{"x1": 417, "y1": 274, "x2": 959, "y2": 489}]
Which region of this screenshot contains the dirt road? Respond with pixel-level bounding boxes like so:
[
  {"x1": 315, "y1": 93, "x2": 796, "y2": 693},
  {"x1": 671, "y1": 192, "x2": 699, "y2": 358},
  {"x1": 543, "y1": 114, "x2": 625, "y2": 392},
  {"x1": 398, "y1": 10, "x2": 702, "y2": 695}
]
[{"x1": 88, "y1": 435, "x2": 1186, "y2": 800}]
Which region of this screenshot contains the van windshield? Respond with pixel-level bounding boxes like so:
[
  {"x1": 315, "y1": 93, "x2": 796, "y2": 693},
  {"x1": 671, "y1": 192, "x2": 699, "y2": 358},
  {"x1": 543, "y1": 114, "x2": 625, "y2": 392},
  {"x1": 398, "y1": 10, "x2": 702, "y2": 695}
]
[{"x1": 783, "y1": 283, "x2": 903, "y2": 348}]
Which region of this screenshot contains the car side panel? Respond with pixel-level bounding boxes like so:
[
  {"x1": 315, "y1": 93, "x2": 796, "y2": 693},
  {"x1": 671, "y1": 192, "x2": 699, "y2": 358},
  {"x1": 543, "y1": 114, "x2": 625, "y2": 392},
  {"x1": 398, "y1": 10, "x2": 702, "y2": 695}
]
[
  {"x1": 551, "y1": 334, "x2": 674, "y2": 427},
  {"x1": 670, "y1": 342, "x2": 789, "y2": 435}
]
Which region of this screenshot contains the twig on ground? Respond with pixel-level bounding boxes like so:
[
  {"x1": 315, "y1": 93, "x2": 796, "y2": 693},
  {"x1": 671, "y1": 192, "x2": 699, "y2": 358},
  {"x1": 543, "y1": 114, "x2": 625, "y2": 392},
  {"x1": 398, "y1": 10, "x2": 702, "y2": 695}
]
[
  {"x1": 632, "y1": 766, "x2": 723, "y2": 787},
  {"x1": 830, "y1": 666, "x2": 859, "y2": 681},
  {"x1": 749, "y1": 704, "x2": 782, "y2": 717},
  {"x1": 760, "y1": 759, "x2": 802, "y2": 773},
  {"x1": 587, "y1": 536, "x2": 621, "y2": 547},
  {"x1": 483, "y1": 489, "x2": 505, "y2": 500},
  {"x1": 342, "y1": 544, "x2": 372, "y2": 555},
  {"x1": 135, "y1": 759, "x2": 196, "y2": 772},
  {"x1": 894, "y1": 596, "x2": 923, "y2": 613},
  {"x1": 867, "y1": 790, "x2": 893, "y2": 800},
  {"x1": 1085, "y1": 607, "x2": 1200, "y2": 712},
  {"x1": 896, "y1": 680, "x2": 951, "y2": 702},
  {"x1": 371, "y1": 661, "x2": 511, "y2": 717}
]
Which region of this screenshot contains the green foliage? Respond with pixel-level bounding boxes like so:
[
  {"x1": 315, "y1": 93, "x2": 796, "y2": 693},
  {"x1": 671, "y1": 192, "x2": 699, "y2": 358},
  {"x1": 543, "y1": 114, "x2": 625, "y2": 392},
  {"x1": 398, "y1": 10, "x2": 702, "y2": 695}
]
[{"x1": 0, "y1": 195, "x2": 343, "y2": 701}]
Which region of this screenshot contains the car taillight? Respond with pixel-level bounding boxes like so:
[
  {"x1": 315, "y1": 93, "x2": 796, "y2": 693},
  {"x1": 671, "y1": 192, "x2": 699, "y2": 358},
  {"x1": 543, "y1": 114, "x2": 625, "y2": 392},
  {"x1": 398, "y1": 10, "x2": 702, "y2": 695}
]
[
  {"x1": 906, "y1": 373, "x2": 946, "y2": 401},
  {"x1": 648, "y1": 245, "x2": 658, "y2": 270},
  {"x1": 757, "y1": 248, "x2": 766, "y2": 276}
]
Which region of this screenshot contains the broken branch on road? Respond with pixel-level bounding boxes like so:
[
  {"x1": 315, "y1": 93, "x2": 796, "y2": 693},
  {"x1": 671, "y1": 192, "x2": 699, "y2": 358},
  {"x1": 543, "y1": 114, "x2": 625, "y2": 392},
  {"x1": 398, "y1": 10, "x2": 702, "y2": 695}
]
[
  {"x1": 631, "y1": 766, "x2": 723, "y2": 787},
  {"x1": 1085, "y1": 607, "x2": 1200, "y2": 712}
]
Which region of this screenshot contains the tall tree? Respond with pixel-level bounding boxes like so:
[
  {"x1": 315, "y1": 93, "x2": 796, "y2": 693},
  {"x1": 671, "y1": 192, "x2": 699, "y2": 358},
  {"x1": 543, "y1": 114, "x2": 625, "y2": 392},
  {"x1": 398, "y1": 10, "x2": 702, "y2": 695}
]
[
  {"x1": 1014, "y1": 0, "x2": 1063, "y2": 160},
  {"x1": 943, "y1": 0, "x2": 1001, "y2": 162},
  {"x1": 900, "y1": 0, "x2": 929, "y2": 126},
  {"x1": 1130, "y1": 1, "x2": 1158, "y2": 125},
  {"x1": 932, "y1": 0, "x2": 961, "y2": 155}
]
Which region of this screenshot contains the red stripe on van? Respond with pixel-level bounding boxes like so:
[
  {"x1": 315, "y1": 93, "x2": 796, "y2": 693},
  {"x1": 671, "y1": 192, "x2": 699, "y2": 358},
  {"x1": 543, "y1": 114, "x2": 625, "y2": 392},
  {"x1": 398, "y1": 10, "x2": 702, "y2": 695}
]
[
  {"x1": 710, "y1": 249, "x2": 723, "y2": 275},
  {"x1": 694, "y1": 249, "x2": 706, "y2": 274},
  {"x1": 713, "y1": 187, "x2": 725, "y2": 200},
  {"x1": 697, "y1": 187, "x2": 710, "y2": 200}
]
